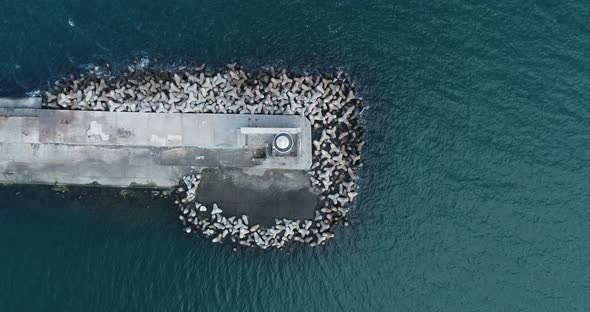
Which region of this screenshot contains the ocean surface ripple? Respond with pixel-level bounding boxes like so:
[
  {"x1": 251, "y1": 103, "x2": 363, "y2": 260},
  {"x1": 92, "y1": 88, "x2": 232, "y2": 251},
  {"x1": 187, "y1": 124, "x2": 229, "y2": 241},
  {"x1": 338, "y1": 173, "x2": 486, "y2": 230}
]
[{"x1": 0, "y1": 1, "x2": 589, "y2": 311}]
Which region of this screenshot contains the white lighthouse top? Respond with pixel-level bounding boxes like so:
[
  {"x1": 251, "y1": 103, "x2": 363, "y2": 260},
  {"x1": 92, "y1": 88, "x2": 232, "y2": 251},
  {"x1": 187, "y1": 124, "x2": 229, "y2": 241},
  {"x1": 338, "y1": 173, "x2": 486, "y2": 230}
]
[{"x1": 275, "y1": 135, "x2": 290, "y2": 149}]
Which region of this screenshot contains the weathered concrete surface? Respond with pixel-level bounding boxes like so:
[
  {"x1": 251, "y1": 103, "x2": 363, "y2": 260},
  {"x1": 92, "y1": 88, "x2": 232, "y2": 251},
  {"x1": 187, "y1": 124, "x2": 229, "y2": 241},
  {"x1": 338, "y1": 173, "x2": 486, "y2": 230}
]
[
  {"x1": 0, "y1": 106, "x2": 312, "y2": 188},
  {"x1": 0, "y1": 97, "x2": 42, "y2": 109}
]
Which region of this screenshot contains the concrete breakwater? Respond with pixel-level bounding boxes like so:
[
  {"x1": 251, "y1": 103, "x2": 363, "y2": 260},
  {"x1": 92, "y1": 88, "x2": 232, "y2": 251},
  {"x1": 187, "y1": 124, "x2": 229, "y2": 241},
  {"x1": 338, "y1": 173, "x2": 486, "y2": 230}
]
[
  {"x1": 0, "y1": 108, "x2": 310, "y2": 187},
  {"x1": 45, "y1": 63, "x2": 364, "y2": 249}
]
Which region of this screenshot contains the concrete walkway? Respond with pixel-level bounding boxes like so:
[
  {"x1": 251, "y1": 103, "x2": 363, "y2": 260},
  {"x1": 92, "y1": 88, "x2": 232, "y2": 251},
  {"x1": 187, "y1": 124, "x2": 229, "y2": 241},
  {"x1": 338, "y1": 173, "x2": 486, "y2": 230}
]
[{"x1": 0, "y1": 98, "x2": 312, "y2": 188}]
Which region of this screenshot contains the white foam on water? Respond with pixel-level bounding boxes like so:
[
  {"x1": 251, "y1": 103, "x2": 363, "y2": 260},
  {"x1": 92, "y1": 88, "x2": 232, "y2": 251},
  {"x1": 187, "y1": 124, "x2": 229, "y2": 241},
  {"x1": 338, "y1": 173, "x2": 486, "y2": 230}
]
[
  {"x1": 80, "y1": 63, "x2": 107, "y2": 76},
  {"x1": 136, "y1": 56, "x2": 150, "y2": 70},
  {"x1": 25, "y1": 90, "x2": 40, "y2": 97}
]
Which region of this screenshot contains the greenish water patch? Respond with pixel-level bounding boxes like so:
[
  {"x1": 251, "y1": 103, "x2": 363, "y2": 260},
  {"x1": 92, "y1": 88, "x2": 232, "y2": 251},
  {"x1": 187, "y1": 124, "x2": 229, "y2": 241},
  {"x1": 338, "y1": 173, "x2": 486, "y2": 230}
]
[
  {"x1": 50, "y1": 184, "x2": 69, "y2": 193},
  {"x1": 196, "y1": 168, "x2": 317, "y2": 225}
]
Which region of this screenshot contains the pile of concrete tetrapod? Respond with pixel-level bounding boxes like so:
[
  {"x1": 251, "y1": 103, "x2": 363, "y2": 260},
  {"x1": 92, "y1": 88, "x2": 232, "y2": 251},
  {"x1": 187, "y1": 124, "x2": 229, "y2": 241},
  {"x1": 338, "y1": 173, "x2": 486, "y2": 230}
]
[{"x1": 45, "y1": 63, "x2": 364, "y2": 249}]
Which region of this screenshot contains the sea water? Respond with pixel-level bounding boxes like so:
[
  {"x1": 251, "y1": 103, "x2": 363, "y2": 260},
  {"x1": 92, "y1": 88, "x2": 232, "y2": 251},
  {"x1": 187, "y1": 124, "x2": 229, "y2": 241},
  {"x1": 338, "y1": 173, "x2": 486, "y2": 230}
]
[{"x1": 0, "y1": 1, "x2": 589, "y2": 311}]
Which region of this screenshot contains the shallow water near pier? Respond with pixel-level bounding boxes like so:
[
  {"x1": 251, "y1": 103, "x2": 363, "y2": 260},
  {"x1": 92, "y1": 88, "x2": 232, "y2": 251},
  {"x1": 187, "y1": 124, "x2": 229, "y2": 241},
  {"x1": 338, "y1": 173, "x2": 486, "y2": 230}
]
[
  {"x1": 1, "y1": 1, "x2": 590, "y2": 311},
  {"x1": 196, "y1": 168, "x2": 318, "y2": 225}
]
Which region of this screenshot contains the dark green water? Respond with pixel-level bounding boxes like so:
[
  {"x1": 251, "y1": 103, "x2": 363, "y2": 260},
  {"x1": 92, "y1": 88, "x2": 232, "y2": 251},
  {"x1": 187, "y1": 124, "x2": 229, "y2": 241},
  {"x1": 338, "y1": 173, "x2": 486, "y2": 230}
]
[{"x1": 1, "y1": 1, "x2": 589, "y2": 311}]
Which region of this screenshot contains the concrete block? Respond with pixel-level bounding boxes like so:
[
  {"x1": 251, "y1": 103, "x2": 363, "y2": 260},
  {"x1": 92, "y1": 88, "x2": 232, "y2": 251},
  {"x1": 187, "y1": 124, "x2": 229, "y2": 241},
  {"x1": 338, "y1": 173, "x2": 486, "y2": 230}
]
[{"x1": 0, "y1": 97, "x2": 42, "y2": 109}]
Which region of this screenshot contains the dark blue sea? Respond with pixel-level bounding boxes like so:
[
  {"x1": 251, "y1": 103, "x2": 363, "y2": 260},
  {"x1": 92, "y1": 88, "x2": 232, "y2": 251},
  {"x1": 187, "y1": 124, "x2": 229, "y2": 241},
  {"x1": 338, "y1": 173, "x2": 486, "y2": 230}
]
[{"x1": 1, "y1": 1, "x2": 589, "y2": 311}]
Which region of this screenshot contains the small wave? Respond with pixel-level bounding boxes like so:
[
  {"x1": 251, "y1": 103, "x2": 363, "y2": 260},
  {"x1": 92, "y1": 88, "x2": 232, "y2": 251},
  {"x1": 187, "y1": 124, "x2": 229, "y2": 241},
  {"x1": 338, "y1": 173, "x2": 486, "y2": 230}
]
[
  {"x1": 80, "y1": 63, "x2": 108, "y2": 76},
  {"x1": 135, "y1": 56, "x2": 150, "y2": 70},
  {"x1": 68, "y1": 18, "x2": 75, "y2": 27},
  {"x1": 25, "y1": 90, "x2": 41, "y2": 97}
]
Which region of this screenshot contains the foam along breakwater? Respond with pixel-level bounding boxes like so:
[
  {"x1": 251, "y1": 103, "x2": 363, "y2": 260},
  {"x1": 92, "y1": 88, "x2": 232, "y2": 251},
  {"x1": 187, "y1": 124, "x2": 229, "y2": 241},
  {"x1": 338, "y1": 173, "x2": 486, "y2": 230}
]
[{"x1": 45, "y1": 63, "x2": 364, "y2": 249}]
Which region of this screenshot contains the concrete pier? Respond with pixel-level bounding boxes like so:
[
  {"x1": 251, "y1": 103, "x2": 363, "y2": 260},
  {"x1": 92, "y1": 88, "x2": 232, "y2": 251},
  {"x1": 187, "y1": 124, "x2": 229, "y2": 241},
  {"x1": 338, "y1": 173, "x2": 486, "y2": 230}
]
[
  {"x1": 0, "y1": 97, "x2": 41, "y2": 109},
  {"x1": 0, "y1": 98, "x2": 312, "y2": 188}
]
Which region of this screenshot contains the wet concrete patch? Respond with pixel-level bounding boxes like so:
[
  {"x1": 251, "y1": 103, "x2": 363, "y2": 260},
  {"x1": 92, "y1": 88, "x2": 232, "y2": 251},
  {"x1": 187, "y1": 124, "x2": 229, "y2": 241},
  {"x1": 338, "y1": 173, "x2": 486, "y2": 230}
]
[{"x1": 196, "y1": 168, "x2": 317, "y2": 226}]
